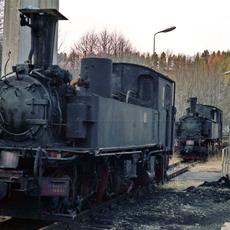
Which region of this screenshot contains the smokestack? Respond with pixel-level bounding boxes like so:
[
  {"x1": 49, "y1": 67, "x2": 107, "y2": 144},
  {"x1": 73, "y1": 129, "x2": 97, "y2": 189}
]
[
  {"x1": 188, "y1": 97, "x2": 197, "y2": 115},
  {"x1": 19, "y1": 9, "x2": 67, "y2": 69}
]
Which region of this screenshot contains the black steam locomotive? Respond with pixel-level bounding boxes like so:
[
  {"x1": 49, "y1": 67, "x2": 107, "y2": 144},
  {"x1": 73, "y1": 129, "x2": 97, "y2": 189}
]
[
  {"x1": 176, "y1": 97, "x2": 222, "y2": 161},
  {"x1": 0, "y1": 9, "x2": 175, "y2": 225}
]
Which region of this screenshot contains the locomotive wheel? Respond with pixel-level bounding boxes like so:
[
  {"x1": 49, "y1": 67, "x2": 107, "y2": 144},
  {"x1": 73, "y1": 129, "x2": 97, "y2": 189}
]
[
  {"x1": 107, "y1": 167, "x2": 124, "y2": 196},
  {"x1": 95, "y1": 164, "x2": 109, "y2": 204}
]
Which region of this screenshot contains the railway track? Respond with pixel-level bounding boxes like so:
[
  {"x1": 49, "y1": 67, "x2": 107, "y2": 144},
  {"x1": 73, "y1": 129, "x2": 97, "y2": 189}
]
[
  {"x1": 0, "y1": 160, "x2": 199, "y2": 230},
  {"x1": 167, "y1": 160, "x2": 199, "y2": 180}
]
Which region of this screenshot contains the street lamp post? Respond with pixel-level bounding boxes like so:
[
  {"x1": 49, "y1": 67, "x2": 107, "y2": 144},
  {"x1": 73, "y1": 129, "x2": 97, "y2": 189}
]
[{"x1": 153, "y1": 26, "x2": 176, "y2": 55}]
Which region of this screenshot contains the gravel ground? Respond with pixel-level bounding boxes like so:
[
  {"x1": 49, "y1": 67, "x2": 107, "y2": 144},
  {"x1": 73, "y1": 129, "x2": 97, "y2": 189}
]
[
  {"x1": 109, "y1": 182, "x2": 230, "y2": 230},
  {"x1": 107, "y1": 154, "x2": 230, "y2": 230}
]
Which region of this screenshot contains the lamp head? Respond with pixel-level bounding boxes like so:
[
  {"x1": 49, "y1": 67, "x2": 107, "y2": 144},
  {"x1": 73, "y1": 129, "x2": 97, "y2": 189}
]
[{"x1": 160, "y1": 26, "x2": 176, "y2": 33}]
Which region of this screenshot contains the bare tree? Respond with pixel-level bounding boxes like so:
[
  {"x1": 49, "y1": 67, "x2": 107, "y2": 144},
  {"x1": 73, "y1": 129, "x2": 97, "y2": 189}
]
[
  {"x1": 74, "y1": 31, "x2": 98, "y2": 57},
  {"x1": 110, "y1": 32, "x2": 132, "y2": 57},
  {"x1": 97, "y1": 29, "x2": 112, "y2": 56},
  {"x1": 64, "y1": 30, "x2": 134, "y2": 76}
]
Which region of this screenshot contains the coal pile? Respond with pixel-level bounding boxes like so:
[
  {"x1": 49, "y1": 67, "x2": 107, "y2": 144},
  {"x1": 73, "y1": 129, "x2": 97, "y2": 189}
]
[
  {"x1": 199, "y1": 176, "x2": 230, "y2": 188},
  {"x1": 108, "y1": 178, "x2": 230, "y2": 230}
]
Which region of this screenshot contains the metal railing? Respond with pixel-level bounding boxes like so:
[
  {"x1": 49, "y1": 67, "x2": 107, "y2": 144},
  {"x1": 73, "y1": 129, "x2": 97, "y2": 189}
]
[{"x1": 222, "y1": 147, "x2": 230, "y2": 176}]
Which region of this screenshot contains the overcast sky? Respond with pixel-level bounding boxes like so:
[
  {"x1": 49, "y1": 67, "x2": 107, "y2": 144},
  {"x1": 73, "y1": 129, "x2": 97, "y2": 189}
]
[{"x1": 59, "y1": 0, "x2": 230, "y2": 56}]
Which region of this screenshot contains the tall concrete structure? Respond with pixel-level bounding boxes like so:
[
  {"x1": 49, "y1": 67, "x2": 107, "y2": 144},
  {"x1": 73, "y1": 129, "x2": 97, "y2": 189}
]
[{"x1": 2, "y1": 0, "x2": 59, "y2": 74}]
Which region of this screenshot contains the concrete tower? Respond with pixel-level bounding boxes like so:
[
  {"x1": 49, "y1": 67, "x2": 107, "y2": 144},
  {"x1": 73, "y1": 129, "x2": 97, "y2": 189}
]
[{"x1": 2, "y1": 0, "x2": 59, "y2": 74}]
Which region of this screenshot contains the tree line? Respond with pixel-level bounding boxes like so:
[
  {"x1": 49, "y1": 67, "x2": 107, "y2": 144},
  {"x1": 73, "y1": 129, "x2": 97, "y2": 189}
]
[
  {"x1": 58, "y1": 30, "x2": 230, "y2": 125},
  {"x1": 0, "y1": 2, "x2": 228, "y2": 124}
]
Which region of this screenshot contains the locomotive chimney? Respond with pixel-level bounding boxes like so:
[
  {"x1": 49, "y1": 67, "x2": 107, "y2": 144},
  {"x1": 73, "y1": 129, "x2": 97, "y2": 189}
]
[
  {"x1": 19, "y1": 9, "x2": 67, "y2": 69},
  {"x1": 188, "y1": 97, "x2": 197, "y2": 115}
]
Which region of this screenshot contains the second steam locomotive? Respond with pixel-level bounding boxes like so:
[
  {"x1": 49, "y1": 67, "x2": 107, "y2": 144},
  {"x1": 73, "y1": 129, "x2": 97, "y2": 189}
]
[{"x1": 176, "y1": 97, "x2": 222, "y2": 161}]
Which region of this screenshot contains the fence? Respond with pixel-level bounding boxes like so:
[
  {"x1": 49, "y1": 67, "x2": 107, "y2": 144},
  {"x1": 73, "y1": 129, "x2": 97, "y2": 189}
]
[{"x1": 222, "y1": 147, "x2": 230, "y2": 176}]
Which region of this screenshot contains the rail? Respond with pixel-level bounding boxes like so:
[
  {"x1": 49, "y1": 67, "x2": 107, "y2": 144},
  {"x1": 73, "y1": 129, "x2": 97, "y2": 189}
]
[
  {"x1": 167, "y1": 161, "x2": 198, "y2": 180},
  {"x1": 222, "y1": 147, "x2": 230, "y2": 176}
]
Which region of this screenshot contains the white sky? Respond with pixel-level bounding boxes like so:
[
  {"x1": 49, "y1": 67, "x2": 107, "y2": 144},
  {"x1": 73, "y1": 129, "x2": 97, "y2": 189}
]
[{"x1": 59, "y1": 0, "x2": 230, "y2": 56}]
